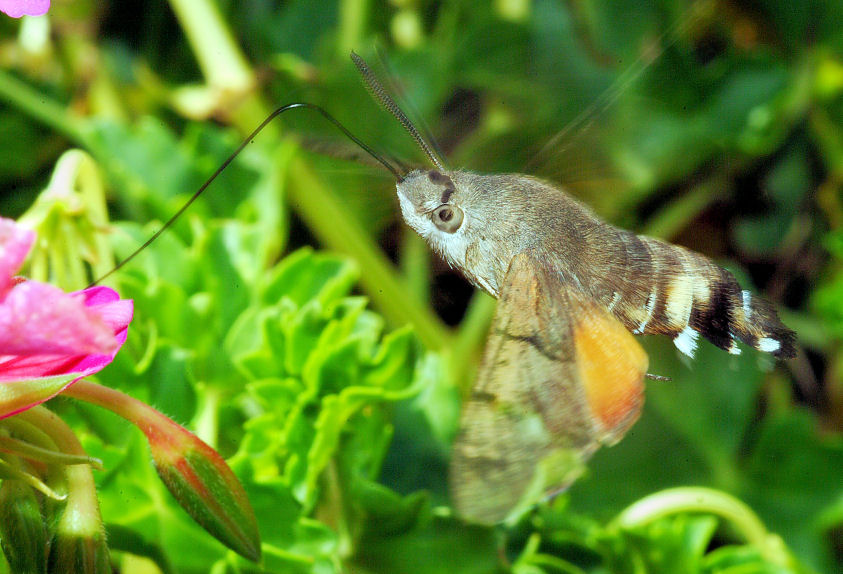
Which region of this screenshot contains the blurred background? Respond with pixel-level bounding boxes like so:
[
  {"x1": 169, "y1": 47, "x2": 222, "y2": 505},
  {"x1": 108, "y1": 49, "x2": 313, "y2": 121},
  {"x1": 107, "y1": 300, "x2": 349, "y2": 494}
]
[{"x1": 1, "y1": 0, "x2": 842, "y2": 572}]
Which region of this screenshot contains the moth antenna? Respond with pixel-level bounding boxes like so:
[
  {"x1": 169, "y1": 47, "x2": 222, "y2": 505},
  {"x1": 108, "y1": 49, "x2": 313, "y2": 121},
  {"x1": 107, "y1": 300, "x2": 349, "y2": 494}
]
[
  {"x1": 351, "y1": 51, "x2": 446, "y2": 171},
  {"x1": 90, "y1": 102, "x2": 400, "y2": 286},
  {"x1": 374, "y1": 46, "x2": 448, "y2": 166}
]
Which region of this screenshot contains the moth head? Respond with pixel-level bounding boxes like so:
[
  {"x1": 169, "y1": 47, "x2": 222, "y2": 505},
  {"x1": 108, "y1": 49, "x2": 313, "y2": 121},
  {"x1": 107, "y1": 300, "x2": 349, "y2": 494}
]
[
  {"x1": 395, "y1": 168, "x2": 529, "y2": 296},
  {"x1": 396, "y1": 169, "x2": 467, "y2": 238}
]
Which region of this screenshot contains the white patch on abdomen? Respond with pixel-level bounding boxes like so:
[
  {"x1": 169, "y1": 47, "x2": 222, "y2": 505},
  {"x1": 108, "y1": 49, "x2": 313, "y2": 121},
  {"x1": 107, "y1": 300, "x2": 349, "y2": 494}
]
[
  {"x1": 634, "y1": 291, "x2": 657, "y2": 334},
  {"x1": 664, "y1": 275, "x2": 694, "y2": 328},
  {"x1": 673, "y1": 325, "x2": 699, "y2": 358},
  {"x1": 758, "y1": 337, "x2": 780, "y2": 353}
]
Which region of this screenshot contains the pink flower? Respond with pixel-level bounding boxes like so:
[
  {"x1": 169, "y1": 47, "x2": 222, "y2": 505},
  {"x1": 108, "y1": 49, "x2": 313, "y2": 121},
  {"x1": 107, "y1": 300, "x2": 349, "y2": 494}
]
[
  {"x1": 0, "y1": 0, "x2": 49, "y2": 18},
  {"x1": 0, "y1": 218, "x2": 133, "y2": 419}
]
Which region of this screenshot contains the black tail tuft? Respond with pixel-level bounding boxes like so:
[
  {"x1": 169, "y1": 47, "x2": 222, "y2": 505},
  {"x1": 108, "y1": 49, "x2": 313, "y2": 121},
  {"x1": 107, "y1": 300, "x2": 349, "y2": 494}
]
[{"x1": 689, "y1": 269, "x2": 796, "y2": 359}]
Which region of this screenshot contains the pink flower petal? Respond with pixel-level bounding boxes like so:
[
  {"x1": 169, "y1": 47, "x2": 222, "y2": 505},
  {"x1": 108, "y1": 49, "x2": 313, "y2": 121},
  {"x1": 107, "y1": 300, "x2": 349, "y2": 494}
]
[
  {"x1": 74, "y1": 286, "x2": 134, "y2": 336},
  {"x1": 0, "y1": 218, "x2": 35, "y2": 297},
  {"x1": 0, "y1": 285, "x2": 133, "y2": 382},
  {"x1": 0, "y1": 0, "x2": 50, "y2": 18},
  {"x1": 0, "y1": 281, "x2": 118, "y2": 356},
  {"x1": 0, "y1": 216, "x2": 134, "y2": 418},
  {"x1": 0, "y1": 287, "x2": 134, "y2": 416}
]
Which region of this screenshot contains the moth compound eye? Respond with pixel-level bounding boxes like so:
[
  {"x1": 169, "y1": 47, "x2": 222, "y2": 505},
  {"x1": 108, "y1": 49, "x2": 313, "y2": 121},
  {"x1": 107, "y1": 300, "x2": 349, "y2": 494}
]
[{"x1": 432, "y1": 204, "x2": 464, "y2": 233}]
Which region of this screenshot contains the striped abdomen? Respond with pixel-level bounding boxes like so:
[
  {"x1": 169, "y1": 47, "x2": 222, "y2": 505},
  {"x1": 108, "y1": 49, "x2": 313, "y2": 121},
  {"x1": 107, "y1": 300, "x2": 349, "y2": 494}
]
[{"x1": 582, "y1": 229, "x2": 796, "y2": 359}]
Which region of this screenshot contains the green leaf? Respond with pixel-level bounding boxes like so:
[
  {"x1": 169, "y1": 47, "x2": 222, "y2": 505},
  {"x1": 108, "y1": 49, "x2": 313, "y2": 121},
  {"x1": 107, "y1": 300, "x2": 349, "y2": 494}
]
[
  {"x1": 353, "y1": 514, "x2": 502, "y2": 574},
  {"x1": 741, "y1": 411, "x2": 843, "y2": 571}
]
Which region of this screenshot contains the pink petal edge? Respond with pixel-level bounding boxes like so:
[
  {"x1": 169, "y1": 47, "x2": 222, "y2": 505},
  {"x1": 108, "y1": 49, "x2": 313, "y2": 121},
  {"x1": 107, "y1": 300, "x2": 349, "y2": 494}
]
[
  {"x1": 0, "y1": 371, "x2": 90, "y2": 420},
  {"x1": 0, "y1": 282, "x2": 118, "y2": 356},
  {"x1": 0, "y1": 217, "x2": 35, "y2": 297},
  {"x1": 0, "y1": 0, "x2": 50, "y2": 18},
  {"x1": 0, "y1": 286, "x2": 133, "y2": 379}
]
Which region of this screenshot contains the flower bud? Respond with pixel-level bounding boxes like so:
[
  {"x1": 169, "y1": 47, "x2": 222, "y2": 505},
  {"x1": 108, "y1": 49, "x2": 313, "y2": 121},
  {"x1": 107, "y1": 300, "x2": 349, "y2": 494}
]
[{"x1": 146, "y1": 417, "x2": 261, "y2": 562}]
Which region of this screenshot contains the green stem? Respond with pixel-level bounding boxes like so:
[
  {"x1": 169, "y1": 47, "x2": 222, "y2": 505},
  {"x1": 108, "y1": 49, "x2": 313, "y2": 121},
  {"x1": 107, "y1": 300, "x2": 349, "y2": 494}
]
[
  {"x1": 61, "y1": 381, "x2": 155, "y2": 430},
  {"x1": 2, "y1": 417, "x2": 58, "y2": 453},
  {"x1": 63, "y1": 382, "x2": 196, "y2": 458},
  {"x1": 450, "y1": 291, "x2": 496, "y2": 392},
  {"x1": 63, "y1": 382, "x2": 213, "y2": 456},
  {"x1": 18, "y1": 407, "x2": 87, "y2": 458},
  {"x1": 0, "y1": 67, "x2": 88, "y2": 145},
  {"x1": 0, "y1": 435, "x2": 102, "y2": 470},
  {"x1": 194, "y1": 385, "x2": 220, "y2": 448},
  {"x1": 322, "y1": 460, "x2": 352, "y2": 559},
  {"x1": 3, "y1": 0, "x2": 450, "y2": 352},
  {"x1": 401, "y1": 228, "x2": 431, "y2": 307},
  {"x1": 641, "y1": 177, "x2": 724, "y2": 240},
  {"x1": 0, "y1": 458, "x2": 65, "y2": 500},
  {"x1": 338, "y1": 0, "x2": 369, "y2": 55},
  {"x1": 18, "y1": 407, "x2": 104, "y2": 535},
  {"x1": 167, "y1": 0, "x2": 252, "y2": 94},
  {"x1": 169, "y1": 0, "x2": 450, "y2": 351},
  {"x1": 614, "y1": 487, "x2": 801, "y2": 569}
]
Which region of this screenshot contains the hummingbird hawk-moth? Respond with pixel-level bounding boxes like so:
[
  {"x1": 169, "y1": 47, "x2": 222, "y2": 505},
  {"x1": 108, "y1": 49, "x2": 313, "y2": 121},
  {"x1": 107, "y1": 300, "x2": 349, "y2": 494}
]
[
  {"x1": 350, "y1": 53, "x2": 796, "y2": 524},
  {"x1": 105, "y1": 52, "x2": 797, "y2": 527}
]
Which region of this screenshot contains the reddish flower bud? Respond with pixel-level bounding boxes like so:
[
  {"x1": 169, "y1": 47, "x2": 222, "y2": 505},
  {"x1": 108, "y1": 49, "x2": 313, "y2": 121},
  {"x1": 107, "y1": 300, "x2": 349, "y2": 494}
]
[{"x1": 145, "y1": 417, "x2": 261, "y2": 562}]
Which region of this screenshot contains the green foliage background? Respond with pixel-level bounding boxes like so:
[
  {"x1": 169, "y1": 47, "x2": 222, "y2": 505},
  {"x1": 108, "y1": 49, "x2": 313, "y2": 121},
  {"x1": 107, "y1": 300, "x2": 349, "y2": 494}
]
[{"x1": 1, "y1": 0, "x2": 842, "y2": 572}]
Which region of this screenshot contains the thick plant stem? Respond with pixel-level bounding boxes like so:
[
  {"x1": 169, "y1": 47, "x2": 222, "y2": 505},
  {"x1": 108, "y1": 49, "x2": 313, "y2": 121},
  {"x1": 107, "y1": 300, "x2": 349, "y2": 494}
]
[
  {"x1": 61, "y1": 381, "x2": 153, "y2": 429},
  {"x1": 63, "y1": 381, "x2": 262, "y2": 562},
  {"x1": 614, "y1": 487, "x2": 804, "y2": 571},
  {"x1": 168, "y1": 0, "x2": 252, "y2": 95},
  {"x1": 338, "y1": 0, "x2": 369, "y2": 56}
]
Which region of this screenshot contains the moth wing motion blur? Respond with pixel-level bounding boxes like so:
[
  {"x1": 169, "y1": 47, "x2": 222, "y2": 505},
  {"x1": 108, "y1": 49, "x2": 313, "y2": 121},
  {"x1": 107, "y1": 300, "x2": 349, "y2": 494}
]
[{"x1": 450, "y1": 251, "x2": 648, "y2": 525}]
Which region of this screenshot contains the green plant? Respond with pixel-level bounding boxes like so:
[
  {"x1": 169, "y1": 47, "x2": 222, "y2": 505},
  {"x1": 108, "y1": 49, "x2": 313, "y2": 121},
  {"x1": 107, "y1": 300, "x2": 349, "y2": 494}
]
[{"x1": 1, "y1": 0, "x2": 841, "y2": 572}]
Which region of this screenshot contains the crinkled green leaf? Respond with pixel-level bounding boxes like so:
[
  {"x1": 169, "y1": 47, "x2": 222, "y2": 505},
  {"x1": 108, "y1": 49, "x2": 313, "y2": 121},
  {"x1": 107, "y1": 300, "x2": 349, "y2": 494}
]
[
  {"x1": 702, "y1": 546, "x2": 794, "y2": 574},
  {"x1": 99, "y1": 240, "x2": 427, "y2": 570},
  {"x1": 261, "y1": 248, "x2": 358, "y2": 308},
  {"x1": 621, "y1": 515, "x2": 719, "y2": 573}
]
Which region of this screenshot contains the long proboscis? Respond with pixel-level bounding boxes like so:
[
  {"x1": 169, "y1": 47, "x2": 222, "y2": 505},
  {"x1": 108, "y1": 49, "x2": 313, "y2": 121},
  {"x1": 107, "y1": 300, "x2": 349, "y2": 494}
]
[{"x1": 90, "y1": 102, "x2": 401, "y2": 286}]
